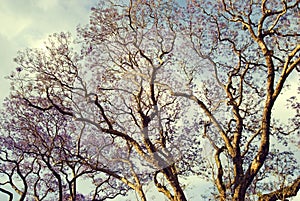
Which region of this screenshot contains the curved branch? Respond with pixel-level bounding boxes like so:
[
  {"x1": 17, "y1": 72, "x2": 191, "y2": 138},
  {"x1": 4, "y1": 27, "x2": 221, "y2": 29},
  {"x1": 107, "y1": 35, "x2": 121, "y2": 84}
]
[
  {"x1": 0, "y1": 188, "x2": 13, "y2": 201},
  {"x1": 173, "y1": 92, "x2": 234, "y2": 155},
  {"x1": 258, "y1": 176, "x2": 300, "y2": 201}
]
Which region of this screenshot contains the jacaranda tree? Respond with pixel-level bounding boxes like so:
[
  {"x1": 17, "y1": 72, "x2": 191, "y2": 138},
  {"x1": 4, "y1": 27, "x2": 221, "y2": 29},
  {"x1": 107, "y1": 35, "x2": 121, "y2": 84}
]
[{"x1": 0, "y1": 0, "x2": 299, "y2": 200}]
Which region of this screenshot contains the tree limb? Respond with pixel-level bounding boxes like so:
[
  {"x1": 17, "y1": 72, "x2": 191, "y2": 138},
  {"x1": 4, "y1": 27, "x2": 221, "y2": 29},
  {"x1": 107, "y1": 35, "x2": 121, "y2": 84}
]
[{"x1": 258, "y1": 176, "x2": 300, "y2": 201}]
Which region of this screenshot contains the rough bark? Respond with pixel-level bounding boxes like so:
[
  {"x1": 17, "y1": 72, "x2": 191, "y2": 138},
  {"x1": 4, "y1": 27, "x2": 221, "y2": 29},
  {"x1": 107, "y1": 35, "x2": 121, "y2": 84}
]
[{"x1": 258, "y1": 176, "x2": 300, "y2": 201}]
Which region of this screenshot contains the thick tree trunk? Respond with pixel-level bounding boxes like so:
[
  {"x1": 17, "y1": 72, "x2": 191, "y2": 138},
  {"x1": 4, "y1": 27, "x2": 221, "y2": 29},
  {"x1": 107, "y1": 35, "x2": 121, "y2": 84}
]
[
  {"x1": 232, "y1": 184, "x2": 247, "y2": 201},
  {"x1": 163, "y1": 167, "x2": 187, "y2": 201},
  {"x1": 154, "y1": 166, "x2": 187, "y2": 201}
]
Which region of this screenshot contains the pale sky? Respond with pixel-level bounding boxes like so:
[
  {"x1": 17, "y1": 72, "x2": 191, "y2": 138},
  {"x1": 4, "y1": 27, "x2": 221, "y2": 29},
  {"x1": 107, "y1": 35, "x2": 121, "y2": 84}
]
[{"x1": 0, "y1": 0, "x2": 96, "y2": 104}]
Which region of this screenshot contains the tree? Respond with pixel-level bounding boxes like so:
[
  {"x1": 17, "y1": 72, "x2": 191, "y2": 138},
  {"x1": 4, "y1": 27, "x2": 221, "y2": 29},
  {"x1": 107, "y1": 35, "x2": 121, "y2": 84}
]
[
  {"x1": 0, "y1": 0, "x2": 299, "y2": 200},
  {"x1": 179, "y1": 0, "x2": 299, "y2": 200}
]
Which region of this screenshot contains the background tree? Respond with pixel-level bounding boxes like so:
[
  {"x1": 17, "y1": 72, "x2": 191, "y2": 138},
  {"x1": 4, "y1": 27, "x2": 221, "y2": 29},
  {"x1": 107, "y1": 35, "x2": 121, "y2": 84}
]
[
  {"x1": 179, "y1": 0, "x2": 299, "y2": 200},
  {"x1": 0, "y1": 0, "x2": 299, "y2": 201}
]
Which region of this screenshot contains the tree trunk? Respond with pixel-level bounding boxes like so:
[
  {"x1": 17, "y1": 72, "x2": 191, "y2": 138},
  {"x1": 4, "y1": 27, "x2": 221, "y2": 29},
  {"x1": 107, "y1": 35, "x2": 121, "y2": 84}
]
[
  {"x1": 163, "y1": 166, "x2": 187, "y2": 201},
  {"x1": 232, "y1": 184, "x2": 247, "y2": 201}
]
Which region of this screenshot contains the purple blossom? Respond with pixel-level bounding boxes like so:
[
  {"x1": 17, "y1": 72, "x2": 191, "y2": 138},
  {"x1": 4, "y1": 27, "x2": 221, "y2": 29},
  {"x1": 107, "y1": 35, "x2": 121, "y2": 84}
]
[
  {"x1": 87, "y1": 45, "x2": 93, "y2": 54},
  {"x1": 16, "y1": 67, "x2": 22, "y2": 72}
]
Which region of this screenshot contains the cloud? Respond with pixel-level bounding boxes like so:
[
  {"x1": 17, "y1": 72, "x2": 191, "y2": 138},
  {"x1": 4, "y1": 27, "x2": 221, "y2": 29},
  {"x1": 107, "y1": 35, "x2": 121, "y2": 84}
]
[
  {"x1": 1, "y1": 0, "x2": 94, "y2": 45},
  {"x1": 0, "y1": 0, "x2": 96, "y2": 104},
  {"x1": 0, "y1": 34, "x2": 16, "y2": 102},
  {"x1": 35, "y1": 0, "x2": 60, "y2": 11},
  {"x1": 0, "y1": 11, "x2": 31, "y2": 40}
]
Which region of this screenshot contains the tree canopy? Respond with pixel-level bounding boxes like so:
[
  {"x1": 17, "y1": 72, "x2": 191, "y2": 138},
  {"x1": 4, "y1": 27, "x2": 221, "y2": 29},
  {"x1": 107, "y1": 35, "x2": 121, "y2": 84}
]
[{"x1": 0, "y1": 0, "x2": 299, "y2": 201}]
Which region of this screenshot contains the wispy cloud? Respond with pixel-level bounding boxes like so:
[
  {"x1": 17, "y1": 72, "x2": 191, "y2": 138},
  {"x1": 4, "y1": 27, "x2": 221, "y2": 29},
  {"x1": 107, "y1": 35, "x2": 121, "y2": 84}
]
[{"x1": 0, "y1": 0, "x2": 96, "y2": 103}]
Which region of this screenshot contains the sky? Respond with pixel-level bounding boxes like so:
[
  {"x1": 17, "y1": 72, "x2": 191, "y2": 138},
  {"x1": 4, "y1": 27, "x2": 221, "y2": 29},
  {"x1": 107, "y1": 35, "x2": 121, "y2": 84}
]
[
  {"x1": 0, "y1": 0, "x2": 96, "y2": 104},
  {"x1": 0, "y1": 0, "x2": 299, "y2": 200}
]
